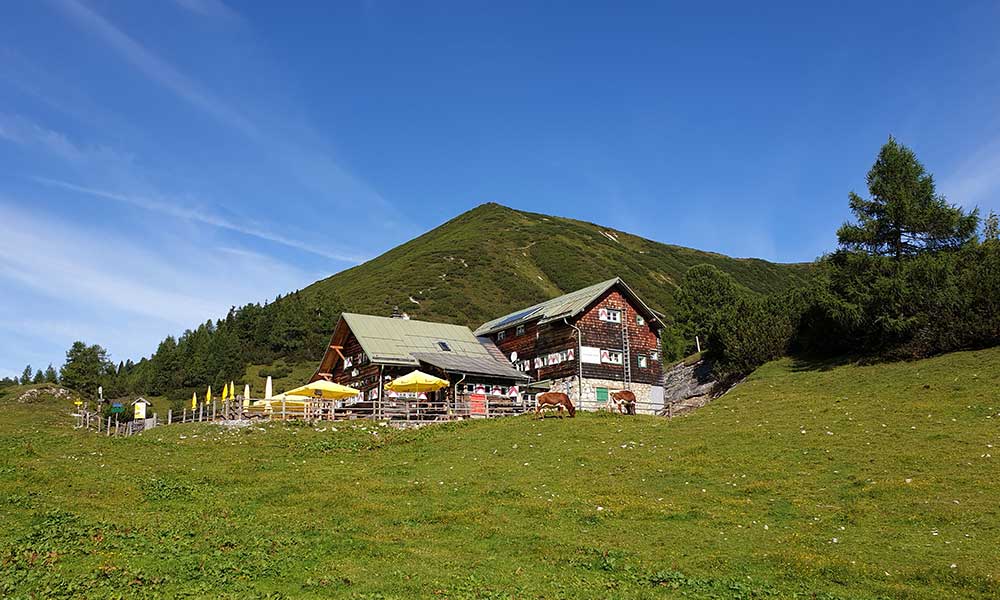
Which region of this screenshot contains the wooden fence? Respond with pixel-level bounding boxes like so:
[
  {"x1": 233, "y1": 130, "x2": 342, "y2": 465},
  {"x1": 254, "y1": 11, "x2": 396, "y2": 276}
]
[{"x1": 72, "y1": 393, "x2": 680, "y2": 436}]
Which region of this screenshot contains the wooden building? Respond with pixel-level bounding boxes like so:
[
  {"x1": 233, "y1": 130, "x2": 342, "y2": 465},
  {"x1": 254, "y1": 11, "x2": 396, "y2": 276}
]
[
  {"x1": 474, "y1": 278, "x2": 666, "y2": 414},
  {"x1": 311, "y1": 313, "x2": 530, "y2": 418}
]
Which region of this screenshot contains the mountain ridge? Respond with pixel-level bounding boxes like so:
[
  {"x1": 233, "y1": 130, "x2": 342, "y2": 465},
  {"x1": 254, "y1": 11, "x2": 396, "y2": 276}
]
[{"x1": 295, "y1": 202, "x2": 813, "y2": 328}]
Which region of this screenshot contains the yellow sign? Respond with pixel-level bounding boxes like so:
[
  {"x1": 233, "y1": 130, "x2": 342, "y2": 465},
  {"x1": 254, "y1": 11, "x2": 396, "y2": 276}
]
[
  {"x1": 134, "y1": 402, "x2": 146, "y2": 420},
  {"x1": 73, "y1": 399, "x2": 82, "y2": 407}
]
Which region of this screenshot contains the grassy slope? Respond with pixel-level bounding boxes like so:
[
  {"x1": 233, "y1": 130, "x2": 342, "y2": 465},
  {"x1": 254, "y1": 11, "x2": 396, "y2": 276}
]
[
  {"x1": 3, "y1": 348, "x2": 998, "y2": 599},
  {"x1": 300, "y1": 203, "x2": 814, "y2": 327}
]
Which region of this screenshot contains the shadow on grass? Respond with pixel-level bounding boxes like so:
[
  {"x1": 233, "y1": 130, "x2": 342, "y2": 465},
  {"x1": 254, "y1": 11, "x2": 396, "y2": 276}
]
[{"x1": 787, "y1": 353, "x2": 859, "y2": 373}]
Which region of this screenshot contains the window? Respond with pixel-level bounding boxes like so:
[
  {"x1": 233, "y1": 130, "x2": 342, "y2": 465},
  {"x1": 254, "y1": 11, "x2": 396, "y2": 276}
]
[
  {"x1": 637, "y1": 354, "x2": 648, "y2": 368},
  {"x1": 496, "y1": 330, "x2": 506, "y2": 341},
  {"x1": 650, "y1": 351, "x2": 659, "y2": 361},
  {"x1": 436, "y1": 341, "x2": 452, "y2": 352},
  {"x1": 596, "y1": 387, "x2": 609, "y2": 402},
  {"x1": 636, "y1": 314, "x2": 645, "y2": 326},
  {"x1": 515, "y1": 325, "x2": 525, "y2": 336},
  {"x1": 602, "y1": 350, "x2": 623, "y2": 365},
  {"x1": 600, "y1": 308, "x2": 622, "y2": 323}
]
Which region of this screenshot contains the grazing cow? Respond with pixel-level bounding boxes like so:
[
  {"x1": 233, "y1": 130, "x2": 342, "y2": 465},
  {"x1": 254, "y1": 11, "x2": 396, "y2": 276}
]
[
  {"x1": 609, "y1": 390, "x2": 637, "y2": 415},
  {"x1": 535, "y1": 392, "x2": 576, "y2": 418}
]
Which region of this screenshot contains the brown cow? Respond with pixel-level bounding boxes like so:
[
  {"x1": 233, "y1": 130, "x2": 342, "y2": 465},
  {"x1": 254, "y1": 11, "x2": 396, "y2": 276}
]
[
  {"x1": 535, "y1": 392, "x2": 576, "y2": 418},
  {"x1": 610, "y1": 390, "x2": 637, "y2": 415}
]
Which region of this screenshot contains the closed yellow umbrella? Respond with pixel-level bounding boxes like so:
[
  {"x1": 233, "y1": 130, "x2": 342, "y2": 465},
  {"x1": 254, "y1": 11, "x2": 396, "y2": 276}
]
[
  {"x1": 206, "y1": 386, "x2": 212, "y2": 404},
  {"x1": 191, "y1": 392, "x2": 197, "y2": 410},
  {"x1": 384, "y1": 370, "x2": 449, "y2": 393},
  {"x1": 285, "y1": 380, "x2": 360, "y2": 400},
  {"x1": 222, "y1": 382, "x2": 229, "y2": 401}
]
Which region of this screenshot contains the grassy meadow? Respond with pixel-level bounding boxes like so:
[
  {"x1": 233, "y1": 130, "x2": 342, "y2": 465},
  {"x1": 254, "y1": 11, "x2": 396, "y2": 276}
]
[{"x1": 2, "y1": 348, "x2": 999, "y2": 598}]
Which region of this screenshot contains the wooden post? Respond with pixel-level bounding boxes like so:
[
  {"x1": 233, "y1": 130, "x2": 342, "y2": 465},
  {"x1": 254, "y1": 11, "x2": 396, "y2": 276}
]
[
  {"x1": 106, "y1": 417, "x2": 111, "y2": 436},
  {"x1": 667, "y1": 403, "x2": 673, "y2": 419},
  {"x1": 168, "y1": 409, "x2": 172, "y2": 425},
  {"x1": 199, "y1": 404, "x2": 204, "y2": 422},
  {"x1": 281, "y1": 399, "x2": 286, "y2": 421},
  {"x1": 212, "y1": 402, "x2": 217, "y2": 421}
]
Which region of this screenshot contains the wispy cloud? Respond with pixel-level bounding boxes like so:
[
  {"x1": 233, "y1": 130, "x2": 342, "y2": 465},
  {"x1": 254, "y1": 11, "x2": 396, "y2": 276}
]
[
  {"x1": 49, "y1": 0, "x2": 398, "y2": 223},
  {"x1": 940, "y1": 140, "x2": 1000, "y2": 212},
  {"x1": 0, "y1": 111, "x2": 134, "y2": 167},
  {"x1": 0, "y1": 200, "x2": 321, "y2": 362},
  {"x1": 172, "y1": 0, "x2": 242, "y2": 23},
  {"x1": 52, "y1": 0, "x2": 258, "y2": 137},
  {"x1": 32, "y1": 176, "x2": 367, "y2": 263}
]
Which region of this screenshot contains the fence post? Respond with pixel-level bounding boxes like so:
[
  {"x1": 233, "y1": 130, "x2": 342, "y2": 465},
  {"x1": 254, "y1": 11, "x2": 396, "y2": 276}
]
[
  {"x1": 106, "y1": 417, "x2": 111, "y2": 436},
  {"x1": 281, "y1": 399, "x2": 286, "y2": 421},
  {"x1": 168, "y1": 409, "x2": 172, "y2": 425}
]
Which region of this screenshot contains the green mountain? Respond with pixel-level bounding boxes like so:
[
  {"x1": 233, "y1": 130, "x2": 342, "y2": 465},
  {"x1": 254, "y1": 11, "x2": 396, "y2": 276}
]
[
  {"x1": 105, "y1": 202, "x2": 814, "y2": 400},
  {"x1": 300, "y1": 202, "x2": 813, "y2": 327}
]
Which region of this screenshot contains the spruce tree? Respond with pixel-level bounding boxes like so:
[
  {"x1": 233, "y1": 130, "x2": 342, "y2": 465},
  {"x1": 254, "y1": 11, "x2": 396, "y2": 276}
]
[
  {"x1": 21, "y1": 364, "x2": 32, "y2": 385},
  {"x1": 60, "y1": 342, "x2": 112, "y2": 398},
  {"x1": 44, "y1": 364, "x2": 59, "y2": 384}
]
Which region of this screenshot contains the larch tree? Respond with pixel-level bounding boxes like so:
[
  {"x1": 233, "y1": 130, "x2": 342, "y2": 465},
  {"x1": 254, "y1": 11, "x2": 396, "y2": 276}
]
[{"x1": 837, "y1": 137, "x2": 979, "y2": 259}]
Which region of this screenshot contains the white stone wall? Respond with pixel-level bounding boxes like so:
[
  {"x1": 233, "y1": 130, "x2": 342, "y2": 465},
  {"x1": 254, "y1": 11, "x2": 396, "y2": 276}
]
[{"x1": 547, "y1": 376, "x2": 663, "y2": 415}]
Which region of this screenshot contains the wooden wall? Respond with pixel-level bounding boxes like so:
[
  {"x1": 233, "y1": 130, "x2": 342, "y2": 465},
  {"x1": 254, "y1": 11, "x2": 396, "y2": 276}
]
[
  {"x1": 577, "y1": 289, "x2": 662, "y2": 385},
  {"x1": 487, "y1": 286, "x2": 662, "y2": 386}
]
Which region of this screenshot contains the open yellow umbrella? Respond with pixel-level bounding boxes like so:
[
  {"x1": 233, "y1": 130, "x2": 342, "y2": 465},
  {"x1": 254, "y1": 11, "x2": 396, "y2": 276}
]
[
  {"x1": 285, "y1": 380, "x2": 360, "y2": 400},
  {"x1": 384, "y1": 370, "x2": 449, "y2": 393}
]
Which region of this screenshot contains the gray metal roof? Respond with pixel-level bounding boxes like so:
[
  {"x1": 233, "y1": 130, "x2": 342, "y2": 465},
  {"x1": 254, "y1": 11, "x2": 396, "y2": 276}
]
[
  {"x1": 341, "y1": 313, "x2": 504, "y2": 367},
  {"x1": 473, "y1": 277, "x2": 662, "y2": 335},
  {"x1": 410, "y1": 352, "x2": 530, "y2": 380}
]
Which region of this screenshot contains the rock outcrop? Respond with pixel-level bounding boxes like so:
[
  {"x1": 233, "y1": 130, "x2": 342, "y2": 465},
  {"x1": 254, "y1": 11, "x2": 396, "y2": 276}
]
[{"x1": 660, "y1": 359, "x2": 717, "y2": 416}]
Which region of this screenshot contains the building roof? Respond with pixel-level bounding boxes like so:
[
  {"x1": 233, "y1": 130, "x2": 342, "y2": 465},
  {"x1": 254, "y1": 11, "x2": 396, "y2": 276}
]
[
  {"x1": 473, "y1": 277, "x2": 663, "y2": 336},
  {"x1": 339, "y1": 313, "x2": 506, "y2": 368},
  {"x1": 410, "y1": 352, "x2": 530, "y2": 380}
]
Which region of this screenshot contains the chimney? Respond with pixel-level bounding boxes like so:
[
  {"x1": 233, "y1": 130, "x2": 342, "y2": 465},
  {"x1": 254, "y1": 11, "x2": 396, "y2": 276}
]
[{"x1": 390, "y1": 305, "x2": 402, "y2": 319}]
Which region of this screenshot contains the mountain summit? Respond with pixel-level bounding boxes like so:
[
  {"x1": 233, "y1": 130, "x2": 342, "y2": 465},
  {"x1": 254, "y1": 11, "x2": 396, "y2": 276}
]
[{"x1": 299, "y1": 202, "x2": 811, "y2": 327}]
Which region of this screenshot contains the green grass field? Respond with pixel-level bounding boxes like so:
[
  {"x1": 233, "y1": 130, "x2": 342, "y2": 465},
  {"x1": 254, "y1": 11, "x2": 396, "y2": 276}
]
[{"x1": 2, "y1": 348, "x2": 999, "y2": 599}]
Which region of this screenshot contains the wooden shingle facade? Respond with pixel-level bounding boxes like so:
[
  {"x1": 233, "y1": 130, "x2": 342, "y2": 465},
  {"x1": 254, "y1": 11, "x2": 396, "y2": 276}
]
[{"x1": 474, "y1": 278, "x2": 666, "y2": 413}]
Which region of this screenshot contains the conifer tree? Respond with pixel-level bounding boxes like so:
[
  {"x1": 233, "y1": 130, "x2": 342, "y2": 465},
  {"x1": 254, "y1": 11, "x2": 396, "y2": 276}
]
[
  {"x1": 985, "y1": 210, "x2": 999, "y2": 244},
  {"x1": 838, "y1": 137, "x2": 979, "y2": 259}
]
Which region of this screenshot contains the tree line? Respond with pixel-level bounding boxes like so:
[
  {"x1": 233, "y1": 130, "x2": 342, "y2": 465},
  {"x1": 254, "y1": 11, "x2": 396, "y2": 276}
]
[
  {"x1": 3, "y1": 289, "x2": 344, "y2": 402},
  {"x1": 663, "y1": 137, "x2": 1000, "y2": 384}
]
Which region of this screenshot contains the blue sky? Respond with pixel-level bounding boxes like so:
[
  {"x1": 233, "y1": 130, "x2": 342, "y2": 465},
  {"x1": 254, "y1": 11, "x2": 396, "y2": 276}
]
[{"x1": 2, "y1": 0, "x2": 1000, "y2": 378}]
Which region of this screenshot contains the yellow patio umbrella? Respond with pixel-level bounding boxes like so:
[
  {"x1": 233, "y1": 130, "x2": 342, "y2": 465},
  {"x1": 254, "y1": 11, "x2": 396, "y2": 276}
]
[
  {"x1": 284, "y1": 380, "x2": 360, "y2": 400},
  {"x1": 384, "y1": 370, "x2": 449, "y2": 393},
  {"x1": 191, "y1": 392, "x2": 197, "y2": 410},
  {"x1": 222, "y1": 382, "x2": 229, "y2": 400},
  {"x1": 205, "y1": 385, "x2": 212, "y2": 404}
]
